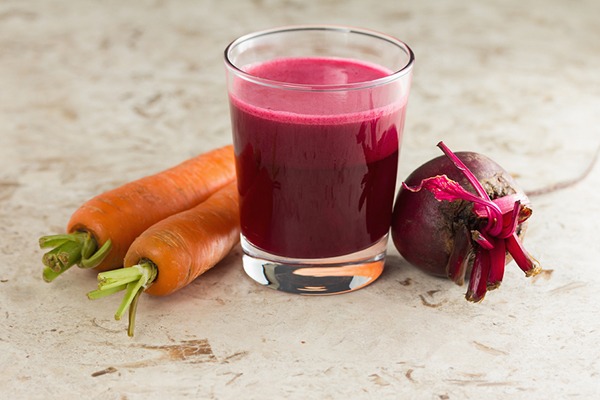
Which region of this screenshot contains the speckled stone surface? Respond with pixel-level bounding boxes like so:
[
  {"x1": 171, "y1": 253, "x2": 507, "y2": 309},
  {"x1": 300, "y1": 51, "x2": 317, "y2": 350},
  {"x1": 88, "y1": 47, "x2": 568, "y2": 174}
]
[{"x1": 1, "y1": 1, "x2": 599, "y2": 398}]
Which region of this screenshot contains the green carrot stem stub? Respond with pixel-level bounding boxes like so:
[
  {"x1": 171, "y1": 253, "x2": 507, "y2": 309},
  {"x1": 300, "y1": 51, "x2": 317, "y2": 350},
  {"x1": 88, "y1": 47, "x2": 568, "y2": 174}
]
[
  {"x1": 38, "y1": 231, "x2": 112, "y2": 281},
  {"x1": 87, "y1": 284, "x2": 128, "y2": 300},
  {"x1": 87, "y1": 261, "x2": 158, "y2": 337},
  {"x1": 43, "y1": 266, "x2": 63, "y2": 283},
  {"x1": 39, "y1": 234, "x2": 73, "y2": 248},
  {"x1": 80, "y1": 239, "x2": 112, "y2": 269},
  {"x1": 127, "y1": 290, "x2": 143, "y2": 338},
  {"x1": 57, "y1": 240, "x2": 84, "y2": 267},
  {"x1": 42, "y1": 247, "x2": 63, "y2": 272}
]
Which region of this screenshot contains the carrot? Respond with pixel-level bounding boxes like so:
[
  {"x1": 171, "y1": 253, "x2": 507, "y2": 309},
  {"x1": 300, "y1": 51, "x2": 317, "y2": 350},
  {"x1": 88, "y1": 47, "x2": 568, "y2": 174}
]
[
  {"x1": 39, "y1": 145, "x2": 235, "y2": 282},
  {"x1": 87, "y1": 181, "x2": 240, "y2": 336}
]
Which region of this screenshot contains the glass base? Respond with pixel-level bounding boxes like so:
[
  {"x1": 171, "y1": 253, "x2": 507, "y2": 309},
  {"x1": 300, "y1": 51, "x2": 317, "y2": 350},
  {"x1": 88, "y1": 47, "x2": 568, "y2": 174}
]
[{"x1": 241, "y1": 234, "x2": 388, "y2": 295}]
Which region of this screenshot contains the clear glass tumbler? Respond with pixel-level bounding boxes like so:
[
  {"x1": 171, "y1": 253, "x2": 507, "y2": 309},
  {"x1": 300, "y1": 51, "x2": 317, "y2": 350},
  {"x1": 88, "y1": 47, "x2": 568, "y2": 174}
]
[{"x1": 224, "y1": 25, "x2": 414, "y2": 294}]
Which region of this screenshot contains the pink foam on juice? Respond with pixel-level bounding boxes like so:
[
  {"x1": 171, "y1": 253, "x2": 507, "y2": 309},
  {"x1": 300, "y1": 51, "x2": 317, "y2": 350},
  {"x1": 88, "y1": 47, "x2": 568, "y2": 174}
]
[{"x1": 230, "y1": 57, "x2": 407, "y2": 258}]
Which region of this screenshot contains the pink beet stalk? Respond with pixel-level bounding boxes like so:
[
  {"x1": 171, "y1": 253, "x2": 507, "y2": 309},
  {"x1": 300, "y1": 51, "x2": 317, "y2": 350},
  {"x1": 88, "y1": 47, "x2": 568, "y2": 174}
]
[
  {"x1": 505, "y1": 233, "x2": 542, "y2": 277},
  {"x1": 498, "y1": 201, "x2": 520, "y2": 239},
  {"x1": 437, "y1": 142, "x2": 503, "y2": 236},
  {"x1": 471, "y1": 230, "x2": 494, "y2": 250},
  {"x1": 466, "y1": 250, "x2": 490, "y2": 302},
  {"x1": 437, "y1": 142, "x2": 489, "y2": 200},
  {"x1": 446, "y1": 225, "x2": 472, "y2": 285},
  {"x1": 487, "y1": 237, "x2": 506, "y2": 290}
]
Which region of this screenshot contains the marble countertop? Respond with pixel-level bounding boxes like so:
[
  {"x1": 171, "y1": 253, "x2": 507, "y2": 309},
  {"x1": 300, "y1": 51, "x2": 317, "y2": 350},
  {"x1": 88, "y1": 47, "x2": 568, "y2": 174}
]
[{"x1": 2, "y1": 0, "x2": 599, "y2": 398}]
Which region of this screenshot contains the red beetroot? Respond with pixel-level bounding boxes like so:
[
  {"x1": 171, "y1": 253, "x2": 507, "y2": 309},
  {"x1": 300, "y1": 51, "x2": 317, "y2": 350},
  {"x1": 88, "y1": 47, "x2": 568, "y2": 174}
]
[{"x1": 391, "y1": 142, "x2": 541, "y2": 302}]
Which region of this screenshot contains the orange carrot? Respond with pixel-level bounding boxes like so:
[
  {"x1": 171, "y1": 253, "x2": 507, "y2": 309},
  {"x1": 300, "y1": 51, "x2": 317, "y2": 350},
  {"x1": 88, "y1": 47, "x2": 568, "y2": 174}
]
[
  {"x1": 88, "y1": 181, "x2": 240, "y2": 336},
  {"x1": 39, "y1": 145, "x2": 235, "y2": 282}
]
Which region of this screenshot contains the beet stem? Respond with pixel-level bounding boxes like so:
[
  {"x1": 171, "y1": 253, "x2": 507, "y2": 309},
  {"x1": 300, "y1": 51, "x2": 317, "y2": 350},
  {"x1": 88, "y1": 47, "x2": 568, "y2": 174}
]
[
  {"x1": 437, "y1": 141, "x2": 489, "y2": 200},
  {"x1": 466, "y1": 250, "x2": 490, "y2": 303},
  {"x1": 471, "y1": 230, "x2": 494, "y2": 250},
  {"x1": 505, "y1": 233, "x2": 542, "y2": 277},
  {"x1": 492, "y1": 193, "x2": 530, "y2": 214},
  {"x1": 402, "y1": 175, "x2": 503, "y2": 220},
  {"x1": 499, "y1": 201, "x2": 522, "y2": 239},
  {"x1": 487, "y1": 237, "x2": 506, "y2": 290},
  {"x1": 437, "y1": 141, "x2": 503, "y2": 236},
  {"x1": 446, "y1": 225, "x2": 472, "y2": 285},
  {"x1": 518, "y1": 204, "x2": 533, "y2": 224}
]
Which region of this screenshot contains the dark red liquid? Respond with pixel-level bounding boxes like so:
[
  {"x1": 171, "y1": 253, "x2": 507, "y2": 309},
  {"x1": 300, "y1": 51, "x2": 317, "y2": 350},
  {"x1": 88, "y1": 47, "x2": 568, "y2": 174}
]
[{"x1": 229, "y1": 57, "x2": 406, "y2": 258}]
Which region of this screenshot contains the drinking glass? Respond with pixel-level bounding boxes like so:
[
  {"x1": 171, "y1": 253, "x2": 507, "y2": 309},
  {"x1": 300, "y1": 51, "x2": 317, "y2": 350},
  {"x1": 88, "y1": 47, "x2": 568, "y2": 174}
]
[{"x1": 224, "y1": 25, "x2": 414, "y2": 294}]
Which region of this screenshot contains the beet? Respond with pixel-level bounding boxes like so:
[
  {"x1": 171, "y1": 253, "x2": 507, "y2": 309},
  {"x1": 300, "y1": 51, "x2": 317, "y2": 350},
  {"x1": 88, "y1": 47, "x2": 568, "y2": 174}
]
[{"x1": 391, "y1": 142, "x2": 541, "y2": 302}]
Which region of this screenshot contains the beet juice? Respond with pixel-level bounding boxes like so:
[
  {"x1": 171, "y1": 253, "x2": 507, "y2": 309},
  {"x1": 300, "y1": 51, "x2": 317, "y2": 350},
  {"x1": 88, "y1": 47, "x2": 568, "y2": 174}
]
[
  {"x1": 229, "y1": 57, "x2": 406, "y2": 259},
  {"x1": 225, "y1": 26, "x2": 414, "y2": 294}
]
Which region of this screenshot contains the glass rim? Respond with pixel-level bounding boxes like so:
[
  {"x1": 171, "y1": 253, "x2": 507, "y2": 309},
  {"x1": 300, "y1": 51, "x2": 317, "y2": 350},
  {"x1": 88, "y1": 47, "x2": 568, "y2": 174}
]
[{"x1": 224, "y1": 25, "x2": 415, "y2": 92}]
